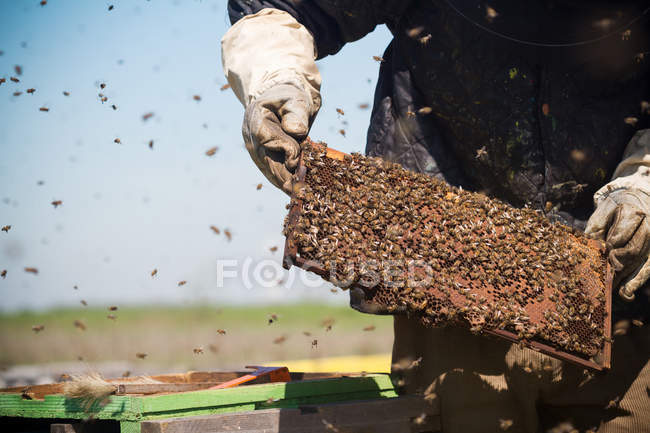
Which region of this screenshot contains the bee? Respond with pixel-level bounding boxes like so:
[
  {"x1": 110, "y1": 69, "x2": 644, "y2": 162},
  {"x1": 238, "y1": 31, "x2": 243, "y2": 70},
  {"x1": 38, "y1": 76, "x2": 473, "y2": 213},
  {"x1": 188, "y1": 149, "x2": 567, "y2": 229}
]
[
  {"x1": 485, "y1": 5, "x2": 499, "y2": 22},
  {"x1": 0, "y1": 270, "x2": 6, "y2": 278},
  {"x1": 39, "y1": 107, "x2": 49, "y2": 112},
  {"x1": 256, "y1": 183, "x2": 263, "y2": 190},
  {"x1": 412, "y1": 413, "x2": 427, "y2": 426},
  {"x1": 26, "y1": 88, "x2": 35, "y2": 94},
  {"x1": 80, "y1": 300, "x2": 87, "y2": 306},
  {"x1": 210, "y1": 225, "x2": 221, "y2": 235},
  {"x1": 339, "y1": 129, "x2": 346, "y2": 137},
  {"x1": 178, "y1": 280, "x2": 187, "y2": 286},
  {"x1": 224, "y1": 229, "x2": 232, "y2": 241},
  {"x1": 13, "y1": 91, "x2": 22, "y2": 97},
  {"x1": 193, "y1": 95, "x2": 201, "y2": 101},
  {"x1": 417, "y1": 107, "x2": 432, "y2": 115},
  {"x1": 311, "y1": 339, "x2": 318, "y2": 348},
  {"x1": 101, "y1": 96, "x2": 108, "y2": 103},
  {"x1": 498, "y1": 419, "x2": 514, "y2": 430},
  {"x1": 24, "y1": 267, "x2": 38, "y2": 274},
  {"x1": 268, "y1": 313, "x2": 279, "y2": 325},
  {"x1": 148, "y1": 140, "x2": 154, "y2": 149},
  {"x1": 108, "y1": 5, "x2": 114, "y2": 11},
  {"x1": 63, "y1": 91, "x2": 70, "y2": 96},
  {"x1": 208, "y1": 344, "x2": 218, "y2": 353},
  {"x1": 0, "y1": 78, "x2": 5, "y2": 85},
  {"x1": 142, "y1": 112, "x2": 154, "y2": 121},
  {"x1": 632, "y1": 319, "x2": 644, "y2": 327},
  {"x1": 220, "y1": 83, "x2": 231, "y2": 91},
  {"x1": 216, "y1": 329, "x2": 226, "y2": 335},
  {"x1": 336, "y1": 108, "x2": 345, "y2": 116},
  {"x1": 205, "y1": 146, "x2": 218, "y2": 156},
  {"x1": 273, "y1": 335, "x2": 287, "y2": 344},
  {"x1": 419, "y1": 34, "x2": 432, "y2": 45},
  {"x1": 151, "y1": 268, "x2": 158, "y2": 277},
  {"x1": 372, "y1": 56, "x2": 385, "y2": 62},
  {"x1": 621, "y1": 29, "x2": 631, "y2": 40},
  {"x1": 51, "y1": 200, "x2": 62, "y2": 208},
  {"x1": 624, "y1": 117, "x2": 638, "y2": 126},
  {"x1": 107, "y1": 314, "x2": 117, "y2": 320},
  {"x1": 363, "y1": 325, "x2": 376, "y2": 331},
  {"x1": 122, "y1": 371, "x2": 130, "y2": 378},
  {"x1": 330, "y1": 288, "x2": 338, "y2": 293},
  {"x1": 100, "y1": 83, "x2": 106, "y2": 89},
  {"x1": 358, "y1": 103, "x2": 369, "y2": 110},
  {"x1": 111, "y1": 104, "x2": 117, "y2": 110},
  {"x1": 32, "y1": 324, "x2": 45, "y2": 333},
  {"x1": 10, "y1": 77, "x2": 19, "y2": 83},
  {"x1": 109, "y1": 305, "x2": 118, "y2": 311},
  {"x1": 1, "y1": 225, "x2": 10, "y2": 232},
  {"x1": 193, "y1": 347, "x2": 204, "y2": 354},
  {"x1": 605, "y1": 396, "x2": 620, "y2": 409},
  {"x1": 407, "y1": 26, "x2": 424, "y2": 38},
  {"x1": 406, "y1": 110, "x2": 416, "y2": 118},
  {"x1": 114, "y1": 138, "x2": 123, "y2": 145},
  {"x1": 74, "y1": 319, "x2": 87, "y2": 331},
  {"x1": 136, "y1": 352, "x2": 147, "y2": 359}
]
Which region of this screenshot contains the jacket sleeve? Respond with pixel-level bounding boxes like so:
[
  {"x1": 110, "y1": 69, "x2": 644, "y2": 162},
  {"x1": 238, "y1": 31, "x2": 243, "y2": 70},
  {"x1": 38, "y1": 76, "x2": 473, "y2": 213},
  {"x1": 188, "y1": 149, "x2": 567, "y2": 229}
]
[
  {"x1": 593, "y1": 129, "x2": 650, "y2": 204},
  {"x1": 227, "y1": 0, "x2": 411, "y2": 59}
]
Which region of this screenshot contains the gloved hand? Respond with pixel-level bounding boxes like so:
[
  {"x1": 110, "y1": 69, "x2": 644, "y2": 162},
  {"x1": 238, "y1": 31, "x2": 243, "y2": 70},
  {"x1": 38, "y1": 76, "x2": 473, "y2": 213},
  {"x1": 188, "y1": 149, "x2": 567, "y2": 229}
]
[
  {"x1": 243, "y1": 83, "x2": 314, "y2": 194},
  {"x1": 221, "y1": 8, "x2": 322, "y2": 194},
  {"x1": 586, "y1": 189, "x2": 650, "y2": 301}
]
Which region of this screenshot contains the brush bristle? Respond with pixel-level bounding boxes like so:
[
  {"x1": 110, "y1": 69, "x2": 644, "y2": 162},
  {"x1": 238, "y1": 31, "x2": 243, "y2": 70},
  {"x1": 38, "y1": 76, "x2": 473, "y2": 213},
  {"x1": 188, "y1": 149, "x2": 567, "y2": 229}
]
[{"x1": 63, "y1": 373, "x2": 116, "y2": 400}]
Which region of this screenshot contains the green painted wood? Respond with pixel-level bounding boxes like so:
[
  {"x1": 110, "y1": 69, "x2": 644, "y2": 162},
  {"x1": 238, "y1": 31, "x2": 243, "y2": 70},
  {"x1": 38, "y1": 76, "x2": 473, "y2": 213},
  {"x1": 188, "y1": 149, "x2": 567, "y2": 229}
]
[{"x1": 0, "y1": 374, "x2": 396, "y2": 422}]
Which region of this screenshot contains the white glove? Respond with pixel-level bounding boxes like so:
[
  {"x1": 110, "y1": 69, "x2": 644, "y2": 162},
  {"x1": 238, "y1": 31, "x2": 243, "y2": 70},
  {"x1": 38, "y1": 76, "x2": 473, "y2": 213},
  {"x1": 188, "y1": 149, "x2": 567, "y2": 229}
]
[
  {"x1": 221, "y1": 8, "x2": 322, "y2": 194},
  {"x1": 587, "y1": 129, "x2": 650, "y2": 301}
]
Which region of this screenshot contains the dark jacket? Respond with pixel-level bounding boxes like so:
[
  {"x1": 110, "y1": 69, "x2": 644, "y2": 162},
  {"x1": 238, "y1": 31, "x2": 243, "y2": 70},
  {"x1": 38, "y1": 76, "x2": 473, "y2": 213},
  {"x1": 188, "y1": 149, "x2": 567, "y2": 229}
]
[{"x1": 228, "y1": 0, "x2": 650, "y2": 319}]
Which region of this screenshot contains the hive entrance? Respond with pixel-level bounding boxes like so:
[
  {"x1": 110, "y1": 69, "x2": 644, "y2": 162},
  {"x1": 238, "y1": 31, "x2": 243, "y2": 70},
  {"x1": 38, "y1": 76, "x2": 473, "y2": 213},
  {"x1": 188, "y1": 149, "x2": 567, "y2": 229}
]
[{"x1": 283, "y1": 141, "x2": 612, "y2": 371}]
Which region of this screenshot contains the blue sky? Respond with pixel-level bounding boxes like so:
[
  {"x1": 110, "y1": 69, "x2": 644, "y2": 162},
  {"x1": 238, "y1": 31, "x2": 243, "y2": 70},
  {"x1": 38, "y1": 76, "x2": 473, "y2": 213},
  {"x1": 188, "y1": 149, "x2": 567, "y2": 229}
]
[{"x1": 0, "y1": 0, "x2": 392, "y2": 311}]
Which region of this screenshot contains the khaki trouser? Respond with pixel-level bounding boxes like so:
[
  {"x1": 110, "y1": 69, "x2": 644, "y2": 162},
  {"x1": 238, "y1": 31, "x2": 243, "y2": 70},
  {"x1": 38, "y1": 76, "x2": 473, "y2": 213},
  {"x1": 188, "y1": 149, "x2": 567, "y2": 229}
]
[{"x1": 392, "y1": 316, "x2": 650, "y2": 433}]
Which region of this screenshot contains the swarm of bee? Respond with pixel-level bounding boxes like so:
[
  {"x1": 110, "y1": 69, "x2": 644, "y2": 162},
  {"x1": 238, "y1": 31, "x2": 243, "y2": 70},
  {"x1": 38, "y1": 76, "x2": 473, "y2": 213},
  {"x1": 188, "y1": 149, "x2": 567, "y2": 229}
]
[{"x1": 284, "y1": 142, "x2": 610, "y2": 359}]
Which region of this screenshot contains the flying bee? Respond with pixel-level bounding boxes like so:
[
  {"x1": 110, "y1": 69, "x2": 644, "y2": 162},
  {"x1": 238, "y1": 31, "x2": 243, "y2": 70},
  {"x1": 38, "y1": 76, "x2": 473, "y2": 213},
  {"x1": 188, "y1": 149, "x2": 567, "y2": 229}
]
[
  {"x1": 624, "y1": 117, "x2": 638, "y2": 126},
  {"x1": 193, "y1": 347, "x2": 204, "y2": 354},
  {"x1": 268, "y1": 313, "x2": 279, "y2": 324},
  {"x1": 256, "y1": 183, "x2": 263, "y2": 190},
  {"x1": 363, "y1": 325, "x2": 376, "y2": 331},
  {"x1": 10, "y1": 77, "x2": 19, "y2": 83},
  {"x1": 114, "y1": 138, "x2": 121, "y2": 144},
  {"x1": 193, "y1": 95, "x2": 201, "y2": 101},
  {"x1": 372, "y1": 55, "x2": 385, "y2": 62},
  {"x1": 107, "y1": 314, "x2": 117, "y2": 320},
  {"x1": 80, "y1": 300, "x2": 87, "y2": 306},
  {"x1": 419, "y1": 34, "x2": 432, "y2": 45},
  {"x1": 142, "y1": 112, "x2": 154, "y2": 121},
  {"x1": 0, "y1": 78, "x2": 5, "y2": 85},
  {"x1": 135, "y1": 352, "x2": 147, "y2": 359},
  {"x1": 148, "y1": 140, "x2": 154, "y2": 149},
  {"x1": 24, "y1": 267, "x2": 38, "y2": 274},
  {"x1": 216, "y1": 329, "x2": 226, "y2": 335},
  {"x1": 39, "y1": 107, "x2": 49, "y2": 112},
  {"x1": 101, "y1": 96, "x2": 108, "y2": 103},
  {"x1": 0, "y1": 270, "x2": 6, "y2": 278},
  {"x1": 208, "y1": 344, "x2": 218, "y2": 353},
  {"x1": 311, "y1": 339, "x2": 318, "y2": 348},
  {"x1": 151, "y1": 268, "x2": 158, "y2": 277},
  {"x1": 210, "y1": 225, "x2": 220, "y2": 235},
  {"x1": 1, "y1": 225, "x2": 10, "y2": 232},
  {"x1": 109, "y1": 305, "x2": 118, "y2": 311},
  {"x1": 358, "y1": 103, "x2": 369, "y2": 109},
  {"x1": 224, "y1": 229, "x2": 232, "y2": 241},
  {"x1": 269, "y1": 246, "x2": 278, "y2": 252},
  {"x1": 632, "y1": 319, "x2": 644, "y2": 327},
  {"x1": 32, "y1": 324, "x2": 45, "y2": 333},
  {"x1": 273, "y1": 335, "x2": 287, "y2": 344},
  {"x1": 336, "y1": 108, "x2": 345, "y2": 116},
  {"x1": 73, "y1": 319, "x2": 87, "y2": 331},
  {"x1": 108, "y1": 5, "x2": 114, "y2": 10},
  {"x1": 621, "y1": 29, "x2": 631, "y2": 40},
  {"x1": 339, "y1": 129, "x2": 346, "y2": 137},
  {"x1": 178, "y1": 280, "x2": 187, "y2": 286},
  {"x1": 417, "y1": 107, "x2": 432, "y2": 115},
  {"x1": 26, "y1": 88, "x2": 35, "y2": 94},
  {"x1": 220, "y1": 83, "x2": 231, "y2": 91},
  {"x1": 63, "y1": 91, "x2": 70, "y2": 96},
  {"x1": 100, "y1": 83, "x2": 106, "y2": 89},
  {"x1": 111, "y1": 104, "x2": 117, "y2": 110},
  {"x1": 205, "y1": 146, "x2": 218, "y2": 156}
]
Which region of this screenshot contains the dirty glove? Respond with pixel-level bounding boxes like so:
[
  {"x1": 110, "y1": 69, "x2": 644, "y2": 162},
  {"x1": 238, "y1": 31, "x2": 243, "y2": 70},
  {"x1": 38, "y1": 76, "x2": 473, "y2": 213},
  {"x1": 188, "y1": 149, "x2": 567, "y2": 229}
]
[
  {"x1": 221, "y1": 8, "x2": 321, "y2": 194},
  {"x1": 586, "y1": 130, "x2": 650, "y2": 301}
]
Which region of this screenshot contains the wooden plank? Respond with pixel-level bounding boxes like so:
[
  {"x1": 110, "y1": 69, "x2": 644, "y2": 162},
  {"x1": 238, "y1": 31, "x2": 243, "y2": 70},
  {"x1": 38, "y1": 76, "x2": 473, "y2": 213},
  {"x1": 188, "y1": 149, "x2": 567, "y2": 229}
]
[
  {"x1": 0, "y1": 375, "x2": 396, "y2": 422},
  {"x1": 140, "y1": 396, "x2": 440, "y2": 433}
]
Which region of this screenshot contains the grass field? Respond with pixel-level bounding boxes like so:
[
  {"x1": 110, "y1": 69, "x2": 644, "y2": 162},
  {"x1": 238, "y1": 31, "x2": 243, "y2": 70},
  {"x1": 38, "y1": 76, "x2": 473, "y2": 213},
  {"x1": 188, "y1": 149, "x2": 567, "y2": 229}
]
[{"x1": 0, "y1": 304, "x2": 393, "y2": 374}]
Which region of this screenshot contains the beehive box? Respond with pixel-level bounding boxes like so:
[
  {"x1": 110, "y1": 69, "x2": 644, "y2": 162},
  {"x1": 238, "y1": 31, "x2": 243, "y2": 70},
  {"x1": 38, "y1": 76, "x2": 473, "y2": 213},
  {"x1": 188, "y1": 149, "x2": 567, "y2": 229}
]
[
  {"x1": 283, "y1": 141, "x2": 613, "y2": 371},
  {"x1": 0, "y1": 371, "x2": 425, "y2": 433}
]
